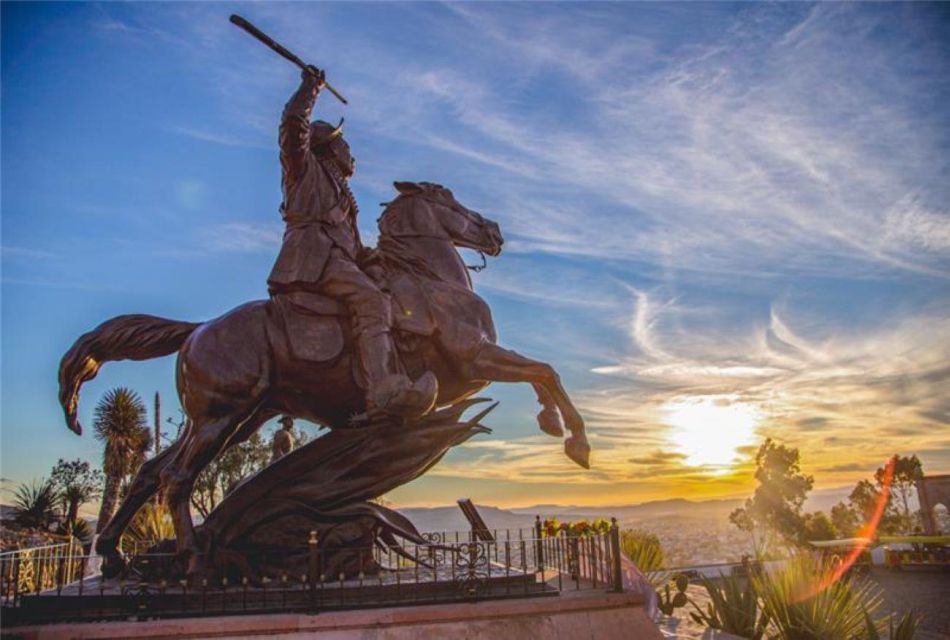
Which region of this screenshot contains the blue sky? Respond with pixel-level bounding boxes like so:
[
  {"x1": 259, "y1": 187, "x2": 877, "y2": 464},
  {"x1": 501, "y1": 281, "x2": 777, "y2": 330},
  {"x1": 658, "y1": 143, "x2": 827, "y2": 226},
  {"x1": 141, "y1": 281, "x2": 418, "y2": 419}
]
[{"x1": 2, "y1": 2, "x2": 948, "y2": 510}]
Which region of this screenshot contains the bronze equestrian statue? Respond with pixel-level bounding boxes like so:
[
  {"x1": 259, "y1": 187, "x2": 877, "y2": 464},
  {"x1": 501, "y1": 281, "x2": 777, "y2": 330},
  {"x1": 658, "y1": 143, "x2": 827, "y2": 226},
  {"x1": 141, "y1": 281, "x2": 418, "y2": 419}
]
[{"x1": 58, "y1": 64, "x2": 589, "y2": 577}]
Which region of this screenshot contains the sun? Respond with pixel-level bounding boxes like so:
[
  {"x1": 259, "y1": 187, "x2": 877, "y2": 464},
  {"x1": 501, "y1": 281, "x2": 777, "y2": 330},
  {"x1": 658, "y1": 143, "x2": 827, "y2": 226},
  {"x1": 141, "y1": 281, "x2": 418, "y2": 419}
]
[{"x1": 663, "y1": 396, "x2": 761, "y2": 469}]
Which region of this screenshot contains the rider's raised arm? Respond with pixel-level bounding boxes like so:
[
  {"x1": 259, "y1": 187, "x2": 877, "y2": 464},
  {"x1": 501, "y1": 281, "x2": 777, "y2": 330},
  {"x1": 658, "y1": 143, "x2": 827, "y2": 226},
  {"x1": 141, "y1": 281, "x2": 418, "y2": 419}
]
[{"x1": 279, "y1": 67, "x2": 324, "y2": 181}]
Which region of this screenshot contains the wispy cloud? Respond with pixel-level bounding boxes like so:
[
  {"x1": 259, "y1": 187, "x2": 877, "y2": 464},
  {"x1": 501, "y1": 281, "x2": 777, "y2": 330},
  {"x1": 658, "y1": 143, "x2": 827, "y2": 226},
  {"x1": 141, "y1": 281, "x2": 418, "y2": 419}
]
[
  {"x1": 168, "y1": 125, "x2": 272, "y2": 151},
  {"x1": 1, "y1": 245, "x2": 59, "y2": 260},
  {"x1": 64, "y1": 3, "x2": 949, "y2": 503},
  {"x1": 200, "y1": 222, "x2": 283, "y2": 253}
]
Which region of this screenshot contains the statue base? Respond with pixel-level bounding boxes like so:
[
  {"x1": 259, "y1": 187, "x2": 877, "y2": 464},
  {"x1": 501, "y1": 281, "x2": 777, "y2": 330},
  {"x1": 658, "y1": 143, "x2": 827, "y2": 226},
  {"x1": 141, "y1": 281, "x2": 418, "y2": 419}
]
[{"x1": 7, "y1": 586, "x2": 661, "y2": 640}]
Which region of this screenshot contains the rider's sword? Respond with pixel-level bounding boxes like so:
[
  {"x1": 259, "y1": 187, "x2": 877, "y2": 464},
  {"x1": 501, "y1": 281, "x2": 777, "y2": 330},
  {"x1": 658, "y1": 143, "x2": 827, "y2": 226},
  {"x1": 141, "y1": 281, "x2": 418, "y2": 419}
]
[{"x1": 229, "y1": 14, "x2": 349, "y2": 105}]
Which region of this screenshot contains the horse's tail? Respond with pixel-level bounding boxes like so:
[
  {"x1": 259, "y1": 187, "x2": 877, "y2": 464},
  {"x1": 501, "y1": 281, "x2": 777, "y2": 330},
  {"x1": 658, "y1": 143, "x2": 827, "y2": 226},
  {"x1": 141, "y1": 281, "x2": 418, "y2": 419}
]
[{"x1": 59, "y1": 314, "x2": 201, "y2": 436}]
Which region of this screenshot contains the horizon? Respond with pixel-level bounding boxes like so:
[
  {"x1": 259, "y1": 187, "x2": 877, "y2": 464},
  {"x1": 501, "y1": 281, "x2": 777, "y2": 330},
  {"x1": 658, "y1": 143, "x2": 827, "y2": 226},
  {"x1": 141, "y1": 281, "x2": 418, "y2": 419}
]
[{"x1": 2, "y1": 3, "x2": 949, "y2": 511}]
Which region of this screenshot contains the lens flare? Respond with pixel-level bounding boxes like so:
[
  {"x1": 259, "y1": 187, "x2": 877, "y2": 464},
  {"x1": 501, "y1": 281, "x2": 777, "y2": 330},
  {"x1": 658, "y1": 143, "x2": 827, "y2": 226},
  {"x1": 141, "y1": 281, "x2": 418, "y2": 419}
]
[{"x1": 791, "y1": 456, "x2": 895, "y2": 602}]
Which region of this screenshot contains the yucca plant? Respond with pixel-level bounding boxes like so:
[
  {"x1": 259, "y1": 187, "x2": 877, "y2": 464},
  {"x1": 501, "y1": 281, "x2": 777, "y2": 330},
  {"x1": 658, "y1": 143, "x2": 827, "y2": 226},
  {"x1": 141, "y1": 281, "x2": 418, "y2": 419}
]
[
  {"x1": 754, "y1": 555, "x2": 882, "y2": 640},
  {"x1": 689, "y1": 572, "x2": 770, "y2": 640},
  {"x1": 94, "y1": 387, "x2": 151, "y2": 533}
]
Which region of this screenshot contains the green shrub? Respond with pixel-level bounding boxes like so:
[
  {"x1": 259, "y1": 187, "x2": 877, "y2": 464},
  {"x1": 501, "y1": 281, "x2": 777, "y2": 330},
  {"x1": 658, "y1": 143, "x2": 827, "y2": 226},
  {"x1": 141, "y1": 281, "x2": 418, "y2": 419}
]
[
  {"x1": 620, "y1": 529, "x2": 663, "y2": 571},
  {"x1": 620, "y1": 528, "x2": 666, "y2": 587}
]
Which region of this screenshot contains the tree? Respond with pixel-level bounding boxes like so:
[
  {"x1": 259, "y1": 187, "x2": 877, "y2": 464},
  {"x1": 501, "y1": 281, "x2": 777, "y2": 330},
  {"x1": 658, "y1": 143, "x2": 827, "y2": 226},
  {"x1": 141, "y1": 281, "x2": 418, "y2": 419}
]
[
  {"x1": 729, "y1": 504, "x2": 762, "y2": 558},
  {"x1": 190, "y1": 422, "x2": 313, "y2": 518},
  {"x1": 837, "y1": 477, "x2": 903, "y2": 537},
  {"x1": 848, "y1": 480, "x2": 882, "y2": 524},
  {"x1": 11, "y1": 479, "x2": 59, "y2": 530},
  {"x1": 801, "y1": 511, "x2": 838, "y2": 542},
  {"x1": 830, "y1": 501, "x2": 859, "y2": 537},
  {"x1": 729, "y1": 438, "x2": 814, "y2": 552},
  {"x1": 875, "y1": 454, "x2": 922, "y2": 527},
  {"x1": 191, "y1": 432, "x2": 271, "y2": 518},
  {"x1": 49, "y1": 459, "x2": 103, "y2": 527},
  {"x1": 93, "y1": 387, "x2": 151, "y2": 533}
]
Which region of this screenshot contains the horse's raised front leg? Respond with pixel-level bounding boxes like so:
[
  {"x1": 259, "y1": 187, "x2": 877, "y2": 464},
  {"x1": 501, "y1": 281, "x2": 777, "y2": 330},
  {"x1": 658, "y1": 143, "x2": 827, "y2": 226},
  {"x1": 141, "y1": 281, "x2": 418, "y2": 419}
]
[{"x1": 467, "y1": 343, "x2": 589, "y2": 469}]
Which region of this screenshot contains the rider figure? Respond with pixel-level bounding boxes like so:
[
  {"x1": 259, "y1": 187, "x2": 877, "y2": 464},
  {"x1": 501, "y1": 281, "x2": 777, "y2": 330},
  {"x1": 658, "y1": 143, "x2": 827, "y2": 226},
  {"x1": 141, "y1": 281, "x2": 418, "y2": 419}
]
[{"x1": 268, "y1": 66, "x2": 438, "y2": 419}]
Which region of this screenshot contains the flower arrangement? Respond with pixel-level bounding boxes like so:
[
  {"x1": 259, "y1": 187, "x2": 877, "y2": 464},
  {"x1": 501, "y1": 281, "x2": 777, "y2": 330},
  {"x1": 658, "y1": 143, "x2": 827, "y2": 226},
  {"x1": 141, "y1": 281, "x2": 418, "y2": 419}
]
[{"x1": 541, "y1": 517, "x2": 612, "y2": 538}]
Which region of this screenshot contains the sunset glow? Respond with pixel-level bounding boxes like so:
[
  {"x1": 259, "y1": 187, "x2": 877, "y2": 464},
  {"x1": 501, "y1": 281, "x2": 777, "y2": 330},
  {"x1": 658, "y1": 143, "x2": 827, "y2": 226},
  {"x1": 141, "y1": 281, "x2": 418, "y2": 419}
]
[
  {"x1": 664, "y1": 396, "x2": 761, "y2": 469},
  {"x1": 2, "y1": 3, "x2": 948, "y2": 508}
]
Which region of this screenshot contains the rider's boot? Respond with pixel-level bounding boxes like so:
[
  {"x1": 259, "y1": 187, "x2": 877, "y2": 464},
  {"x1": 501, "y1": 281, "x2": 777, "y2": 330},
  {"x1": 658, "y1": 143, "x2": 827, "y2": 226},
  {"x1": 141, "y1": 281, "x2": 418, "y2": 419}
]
[{"x1": 358, "y1": 329, "x2": 438, "y2": 419}]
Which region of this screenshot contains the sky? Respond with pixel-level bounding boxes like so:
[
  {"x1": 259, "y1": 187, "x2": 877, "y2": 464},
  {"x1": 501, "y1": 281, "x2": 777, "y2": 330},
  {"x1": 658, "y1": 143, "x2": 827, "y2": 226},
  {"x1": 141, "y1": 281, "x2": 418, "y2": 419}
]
[{"x1": 2, "y1": 2, "x2": 948, "y2": 511}]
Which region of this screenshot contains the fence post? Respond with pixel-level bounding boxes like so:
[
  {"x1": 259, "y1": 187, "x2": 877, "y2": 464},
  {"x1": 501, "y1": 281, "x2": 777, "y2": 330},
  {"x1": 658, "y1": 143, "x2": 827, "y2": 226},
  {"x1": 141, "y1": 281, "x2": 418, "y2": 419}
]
[
  {"x1": 534, "y1": 515, "x2": 544, "y2": 569},
  {"x1": 609, "y1": 517, "x2": 623, "y2": 593},
  {"x1": 308, "y1": 530, "x2": 319, "y2": 614}
]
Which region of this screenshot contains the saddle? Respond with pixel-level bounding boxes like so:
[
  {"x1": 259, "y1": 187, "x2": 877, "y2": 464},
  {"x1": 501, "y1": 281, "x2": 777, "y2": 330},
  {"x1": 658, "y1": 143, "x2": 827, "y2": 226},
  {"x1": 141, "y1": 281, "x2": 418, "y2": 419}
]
[{"x1": 272, "y1": 273, "x2": 438, "y2": 365}]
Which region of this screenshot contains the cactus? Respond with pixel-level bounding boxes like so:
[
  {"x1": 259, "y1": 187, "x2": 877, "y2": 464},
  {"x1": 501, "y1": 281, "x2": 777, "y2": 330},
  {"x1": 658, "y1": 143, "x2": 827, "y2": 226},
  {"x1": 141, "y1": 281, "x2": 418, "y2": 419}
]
[{"x1": 657, "y1": 573, "x2": 689, "y2": 616}]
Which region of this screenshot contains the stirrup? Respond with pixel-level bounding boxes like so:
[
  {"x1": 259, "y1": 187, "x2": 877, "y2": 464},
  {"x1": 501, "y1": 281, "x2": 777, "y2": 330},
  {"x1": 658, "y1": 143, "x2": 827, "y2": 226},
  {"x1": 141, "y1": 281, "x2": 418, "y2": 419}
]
[{"x1": 369, "y1": 372, "x2": 438, "y2": 420}]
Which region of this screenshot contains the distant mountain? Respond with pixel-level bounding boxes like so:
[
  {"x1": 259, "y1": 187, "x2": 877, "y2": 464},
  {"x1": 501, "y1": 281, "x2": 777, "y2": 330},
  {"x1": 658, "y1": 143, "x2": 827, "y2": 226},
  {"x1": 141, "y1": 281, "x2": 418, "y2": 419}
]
[
  {"x1": 398, "y1": 490, "x2": 866, "y2": 535},
  {"x1": 398, "y1": 505, "x2": 536, "y2": 535},
  {"x1": 512, "y1": 497, "x2": 744, "y2": 521},
  {"x1": 399, "y1": 497, "x2": 747, "y2": 534}
]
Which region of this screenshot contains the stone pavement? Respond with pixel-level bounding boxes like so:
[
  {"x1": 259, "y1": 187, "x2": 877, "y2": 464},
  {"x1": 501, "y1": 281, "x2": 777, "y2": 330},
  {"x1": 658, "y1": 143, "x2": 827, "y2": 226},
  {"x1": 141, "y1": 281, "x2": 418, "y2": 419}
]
[{"x1": 869, "y1": 567, "x2": 950, "y2": 639}]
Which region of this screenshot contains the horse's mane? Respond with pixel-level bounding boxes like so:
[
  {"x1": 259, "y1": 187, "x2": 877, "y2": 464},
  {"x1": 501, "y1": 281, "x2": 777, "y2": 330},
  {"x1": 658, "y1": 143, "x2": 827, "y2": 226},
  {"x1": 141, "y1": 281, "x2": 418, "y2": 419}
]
[{"x1": 376, "y1": 196, "x2": 441, "y2": 281}]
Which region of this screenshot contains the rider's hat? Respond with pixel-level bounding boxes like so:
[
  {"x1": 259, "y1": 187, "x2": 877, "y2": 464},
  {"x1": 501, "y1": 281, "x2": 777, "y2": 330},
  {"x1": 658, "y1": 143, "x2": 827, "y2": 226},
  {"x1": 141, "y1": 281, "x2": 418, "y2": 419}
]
[{"x1": 309, "y1": 118, "x2": 345, "y2": 148}]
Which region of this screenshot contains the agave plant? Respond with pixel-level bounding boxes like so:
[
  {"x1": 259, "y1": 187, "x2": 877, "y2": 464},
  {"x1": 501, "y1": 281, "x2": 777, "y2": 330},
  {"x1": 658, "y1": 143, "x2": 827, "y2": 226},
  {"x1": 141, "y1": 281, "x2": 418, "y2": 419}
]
[
  {"x1": 121, "y1": 502, "x2": 175, "y2": 555},
  {"x1": 864, "y1": 609, "x2": 921, "y2": 640},
  {"x1": 55, "y1": 517, "x2": 93, "y2": 544},
  {"x1": 689, "y1": 572, "x2": 770, "y2": 640},
  {"x1": 11, "y1": 479, "x2": 60, "y2": 530},
  {"x1": 754, "y1": 555, "x2": 882, "y2": 640}
]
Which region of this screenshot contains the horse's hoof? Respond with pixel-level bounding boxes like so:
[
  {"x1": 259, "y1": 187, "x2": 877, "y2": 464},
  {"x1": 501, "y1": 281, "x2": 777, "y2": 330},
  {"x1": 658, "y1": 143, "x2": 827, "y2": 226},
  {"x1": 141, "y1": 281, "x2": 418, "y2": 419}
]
[
  {"x1": 100, "y1": 553, "x2": 126, "y2": 579},
  {"x1": 565, "y1": 437, "x2": 591, "y2": 469},
  {"x1": 538, "y1": 408, "x2": 563, "y2": 437}
]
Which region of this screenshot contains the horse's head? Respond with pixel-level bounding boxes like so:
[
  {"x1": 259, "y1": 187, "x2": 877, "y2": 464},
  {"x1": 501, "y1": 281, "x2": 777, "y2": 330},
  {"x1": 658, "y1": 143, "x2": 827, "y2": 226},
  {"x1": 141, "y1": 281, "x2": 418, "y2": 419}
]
[{"x1": 379, "y1": 181, "x2": 504, "y2": 257}]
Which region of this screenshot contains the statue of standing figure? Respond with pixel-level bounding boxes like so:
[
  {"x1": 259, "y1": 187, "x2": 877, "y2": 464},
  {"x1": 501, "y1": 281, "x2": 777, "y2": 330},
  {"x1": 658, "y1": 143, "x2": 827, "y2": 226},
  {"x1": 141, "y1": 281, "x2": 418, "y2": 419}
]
[{"x1": 271, "y1": 415, "x2": 295, "y2": 462}]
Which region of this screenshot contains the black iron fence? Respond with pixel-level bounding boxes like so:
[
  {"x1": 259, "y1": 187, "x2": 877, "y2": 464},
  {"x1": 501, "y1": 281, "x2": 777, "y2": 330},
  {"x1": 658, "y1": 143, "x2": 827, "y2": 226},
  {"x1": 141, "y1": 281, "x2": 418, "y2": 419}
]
[{"x1": 1, "y1": 520, "x2": 628, "y2": 625}]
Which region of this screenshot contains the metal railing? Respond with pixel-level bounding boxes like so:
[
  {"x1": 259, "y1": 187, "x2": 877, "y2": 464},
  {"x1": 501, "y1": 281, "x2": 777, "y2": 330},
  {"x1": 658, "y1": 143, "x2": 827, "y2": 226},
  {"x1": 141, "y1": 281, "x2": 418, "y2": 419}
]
[
  {"x1": 0, "y1": 522, "x2": 627, "y2": 625},
  {"x1": 0, "y1": 539, "x2": 85, "y2": 599}
]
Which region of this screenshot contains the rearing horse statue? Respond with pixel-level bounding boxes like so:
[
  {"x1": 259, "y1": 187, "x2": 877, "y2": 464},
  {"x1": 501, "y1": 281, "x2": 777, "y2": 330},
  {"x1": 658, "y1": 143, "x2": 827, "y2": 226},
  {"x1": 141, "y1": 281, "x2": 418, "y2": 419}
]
[{"x1": 59, "y1": 181, "x2": 589, "y2": 569}]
